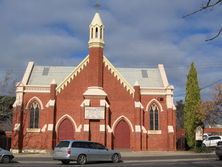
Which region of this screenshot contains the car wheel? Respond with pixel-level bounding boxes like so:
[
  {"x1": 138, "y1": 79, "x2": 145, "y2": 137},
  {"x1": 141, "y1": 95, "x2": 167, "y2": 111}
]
[
  {"x1": 112, "y1": 153, "x2": 120, "y2": 163},
  {"x1": 202, "y1": 143, "x2": 206, "y2": 147},
  {"x1": 61, "y1": 160, "x2": 70, "y2": 164},
  {"x1": 77, "y1": 154, "x2": 87, "y2": 165},
  {"x1": 2, "y1": 156, "x2": 10, "y2": 163}
]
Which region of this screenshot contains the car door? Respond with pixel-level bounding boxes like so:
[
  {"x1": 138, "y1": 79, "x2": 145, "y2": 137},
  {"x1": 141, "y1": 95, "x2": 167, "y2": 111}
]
[
  {"x1": 212, "y1": 137, "x2": 221, "y2": 147},
  {"x1": 91, "y1": 143, "x2": 111, "y2": 161}
]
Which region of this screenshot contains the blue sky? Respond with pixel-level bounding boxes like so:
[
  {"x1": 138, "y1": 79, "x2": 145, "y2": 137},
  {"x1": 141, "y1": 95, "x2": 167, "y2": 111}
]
[{"x1": 0, "y1": 0, "x2": 221, "y2": 100}]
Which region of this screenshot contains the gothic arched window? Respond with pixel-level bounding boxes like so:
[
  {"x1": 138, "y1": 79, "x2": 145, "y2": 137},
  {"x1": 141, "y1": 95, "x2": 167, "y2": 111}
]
[
  {"x1": 95, "y1": 27, "x2": 98, "y2": 38},
  {"x1": 29, "y1": 102, "x2": 40, "y2": 128},
  {"x1": 149, "y1": 103, "x2": 159, "y2": 130},
  {"x1": 91, "y1": 28, "x2": 94, "y2": 38},
  {"x1": 100, "y1": 27, "x2": 103, "y2": 39}
]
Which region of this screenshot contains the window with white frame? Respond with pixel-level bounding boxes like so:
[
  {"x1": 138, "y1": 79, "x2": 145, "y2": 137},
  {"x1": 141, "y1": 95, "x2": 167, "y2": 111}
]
[
  {"x1": 29, "y1": 102, "x2": 40, "y2": 128},
  {"x1": 149, "y1": 103, "x2": 159, "y2": 130}
]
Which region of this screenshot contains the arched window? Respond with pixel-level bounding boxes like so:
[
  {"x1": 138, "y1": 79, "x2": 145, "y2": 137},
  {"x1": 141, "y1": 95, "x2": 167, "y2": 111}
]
[
  {"x1": 149, "y1": 103, "x2": 159, "y2": 130},
  {"x1": 29, "y1": 102, "x2": 40, "y2": 128},
  {"x1": 95, "y1": 27, "x2": 98, "y2": 38},
  {"x1": 91, "y1": 28, "x2": 93, "y2": 38},
  {"x1": 100, "y1": 27, "x2": 103, "y2": 39}
]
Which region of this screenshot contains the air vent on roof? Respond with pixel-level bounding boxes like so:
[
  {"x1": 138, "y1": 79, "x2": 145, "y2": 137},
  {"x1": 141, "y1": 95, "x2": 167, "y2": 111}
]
[
  {"x1": 141, "y1": 70, "x2": 148, "y2": 78},
  {"x1": 42, "y1": 67, "x2": 50, "y2": 76}
]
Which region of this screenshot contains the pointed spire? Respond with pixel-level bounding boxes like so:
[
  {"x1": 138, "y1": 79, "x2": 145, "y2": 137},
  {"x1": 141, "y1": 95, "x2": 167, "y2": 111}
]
[
  {"x1": 90, "y1": 12, "x2": 103, "y2": 26},
  {"x1": 88, "y1": 12, "x2": 105, "y2": 48}
]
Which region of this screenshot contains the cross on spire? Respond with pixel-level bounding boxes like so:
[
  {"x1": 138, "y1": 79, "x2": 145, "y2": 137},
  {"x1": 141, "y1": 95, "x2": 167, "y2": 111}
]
[{"x1": 95, "y1": 0, "x2": 100, "y2": 11}]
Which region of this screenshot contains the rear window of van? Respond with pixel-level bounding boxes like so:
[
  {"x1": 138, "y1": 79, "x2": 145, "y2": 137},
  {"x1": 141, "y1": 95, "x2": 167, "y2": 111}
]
[{"x1": 56, "y1": 141, "x2": 70, "y2": 148}]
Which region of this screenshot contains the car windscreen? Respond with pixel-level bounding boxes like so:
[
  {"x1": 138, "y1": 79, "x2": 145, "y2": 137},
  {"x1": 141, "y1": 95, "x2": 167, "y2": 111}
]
[{"x1": 56, "y1": 141, "x2": 70, "y2": 148}]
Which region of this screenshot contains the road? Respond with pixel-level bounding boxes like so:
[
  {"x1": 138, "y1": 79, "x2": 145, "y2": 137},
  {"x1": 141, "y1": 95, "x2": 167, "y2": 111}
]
[
  {"x1": 0, "y1": 154, "x2": 221, "y2": 167},
  {"x1": 1, "y1": 159, "x2": 222, "y2": 167}
]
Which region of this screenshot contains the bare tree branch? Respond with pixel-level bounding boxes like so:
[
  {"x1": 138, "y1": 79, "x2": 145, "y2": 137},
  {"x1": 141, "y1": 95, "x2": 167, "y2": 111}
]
[
  {"x1": 183, "y1": 0, "x2": 222, "y2": 41},
  {"x1": 183, "y1": 0, "x2": 222, "y2": 18},
  {"x1": 205, "y1": 27, "x2": 222, "y2": 41}
]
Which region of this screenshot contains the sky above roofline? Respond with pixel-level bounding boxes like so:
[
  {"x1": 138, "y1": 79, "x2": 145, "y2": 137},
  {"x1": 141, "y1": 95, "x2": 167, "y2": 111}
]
[{"x1": 0, "y1": 0, "x2": 221, "y2": 100}]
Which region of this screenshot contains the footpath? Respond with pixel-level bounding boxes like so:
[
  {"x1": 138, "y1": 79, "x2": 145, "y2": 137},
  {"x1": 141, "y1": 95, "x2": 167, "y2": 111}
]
[{"x1": 14, "y1": 151, "x2": 217, "y2": 163}]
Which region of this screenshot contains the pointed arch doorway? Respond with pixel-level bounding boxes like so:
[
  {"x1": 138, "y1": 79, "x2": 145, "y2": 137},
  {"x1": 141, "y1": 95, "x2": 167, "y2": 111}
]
[
  {"x1": 114, "y1": 119, "x2": 130, "y2": 149},
  {"x1": 58, "y1": 118, "x2": 75, "y2": 141}
]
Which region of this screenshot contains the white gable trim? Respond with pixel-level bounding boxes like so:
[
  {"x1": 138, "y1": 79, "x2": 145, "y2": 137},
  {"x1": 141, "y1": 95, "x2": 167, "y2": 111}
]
[
  {"x1": 25, "y1": 96, "x2": 44, "y2": 110},
  {"x1": 158, "y1": 64, "x2": 169, "y2": 88},
  {"x1": 56, "y1": 55, "x2": 89, "y2": 94},
  {"x1": 22, "y1": 61, "x2": 34, "y2": 85},
  {"x1": 112, "y1": 115, "x2": 134, "y2": 133},
  {"x1": 103, "y1": 56, "x2": 134, "y2": 95},
  {"x1": 55, "y1": 114, "x2": 79, "y2": 132},
  {"x1": 145, "y1": 98, "x2": 163, "y2": 112}
]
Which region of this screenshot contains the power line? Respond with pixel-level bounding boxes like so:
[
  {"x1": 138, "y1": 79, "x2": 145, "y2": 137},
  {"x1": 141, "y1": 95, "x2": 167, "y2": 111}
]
[{"x1": 175, "y1": 78, "x2": 222, "y2": 98}]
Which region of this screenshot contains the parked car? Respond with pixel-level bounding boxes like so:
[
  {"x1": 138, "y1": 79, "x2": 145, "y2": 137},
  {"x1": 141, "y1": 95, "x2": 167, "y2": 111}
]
[
  {"x1": 53, "y1": 140, "x2": 121, "y2": 165},
  {"x1": 202, "y1": 136, "x2": 222, "y2": 147},
  {"x1": 0, "y1": 147, "x2": 14, "y2": 163},
  {"x1": 216, "y1": 141, "x2": 222, "y2": 160}
]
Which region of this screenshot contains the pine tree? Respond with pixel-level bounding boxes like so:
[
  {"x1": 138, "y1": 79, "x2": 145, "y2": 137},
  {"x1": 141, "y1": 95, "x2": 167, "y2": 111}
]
[{"x1": 184, "y1": 62, "x2": 201, "y2": 148}]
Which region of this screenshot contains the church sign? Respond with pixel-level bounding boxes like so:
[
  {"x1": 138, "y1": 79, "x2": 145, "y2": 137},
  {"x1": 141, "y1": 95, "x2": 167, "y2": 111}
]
[{"x1": 85, "y1": 107, "x2": 105, "y2": 120}]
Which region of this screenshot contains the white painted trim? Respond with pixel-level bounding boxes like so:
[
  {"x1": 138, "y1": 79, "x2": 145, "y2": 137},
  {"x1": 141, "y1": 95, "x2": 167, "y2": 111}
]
[
  {"x1": 135, "y1": 125, "x2": 141, "y2": 132},
  {"x1": 76, "y1": 125, "x2": 82, "y2": 132},
  {"x1": 83, "y1": 124, "x2": 89, "y2": 132},
  {"x1": 107, "y1": 125, "x2": 112, "y2": 133},
  {"x1": 142, "y1": 126, "x2": 147, "y2": 133},
  {"x1": 100, "y1": 124, "x2": 105, "y2": 132},
  {"x1": 140, "y1": 87, "x2": 167, "y2": 95},
  {"x1": 80, "y1": 99, "x2": 90, "y2": 107},
  {"x1": 166, "y1": 85, "x2": 175, "y2": 109},
  {"x1": 14, "y1": 123, "x2": 20, "y2": 131},
  {"x1": 46, "y1": 100, "x2": 55, "y2": 108},
  {"x1": 47, "y1": 124, "x2": 53, "y2": 131},
  {"x1": 57, "y1": 55, "x2": 89, "y2": 94},
  {"x1": 83, "y1": 86, "x2": 107, "y2": 96},
  {"x1": 23, "y1": 85, "x2": 50, "y2": 93},
  {"x1": 41, "y1": 124, "x2": 47, "y2": 132},
  {"x1": 22, "y1": 62, "x2": 34, "y2": 85},
  {"x1": 26, "y1": 128, "x2": 41, "y2": 133},
  {"x1": 145, "y1": 98, "x2": 163, "y2": 112},
  {"x1": 104, "y1": 56, "x2": 134, "y2": 95},
  {"x1": 134, "y1": 101, "x2": 144, "y2": 109},
  {"x1": 14, "y1": 83, "x2": 24, "y2": 107},
  {"x1": 25, "y1": 96, "x2": 44, "y2": 110},
  {"x1": 168, "y1": 125, "x2": 174, "y2": 133},
  {"x1": 100, "y1": 99, "x2": 109, "y2": 108},
  {"x1": 158, "y1": 64, "x2": 169, "y2": 88},
  {"x1": 55, "y1": 114, "x2": 78, "y2": 132},
  {"x1": 147, "y1": 130, "x2": 162, "y2": 134},
  {"x1": 112, "y1": 115, "x2": 134, "y2": 133}
]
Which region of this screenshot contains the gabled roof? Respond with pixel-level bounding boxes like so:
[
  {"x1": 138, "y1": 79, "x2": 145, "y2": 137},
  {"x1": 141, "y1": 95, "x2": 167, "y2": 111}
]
[{"x1": 27, "y1": 56, "x2": 165, "y2": 91}]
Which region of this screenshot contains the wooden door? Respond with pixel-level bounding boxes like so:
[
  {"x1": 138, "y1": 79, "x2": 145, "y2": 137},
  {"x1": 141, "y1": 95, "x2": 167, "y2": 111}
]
[
  {"x1": 58, "y1": 118, "x2": 74, "y2": 141},
  {"x1": 114, "y1": 120, "x2": 130, "y2": 149}
]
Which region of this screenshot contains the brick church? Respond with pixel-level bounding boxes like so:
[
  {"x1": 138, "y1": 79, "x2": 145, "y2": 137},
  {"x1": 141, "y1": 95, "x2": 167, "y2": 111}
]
[{"x1": 12, "y1": 12, "x2": 176, "y2": 153}]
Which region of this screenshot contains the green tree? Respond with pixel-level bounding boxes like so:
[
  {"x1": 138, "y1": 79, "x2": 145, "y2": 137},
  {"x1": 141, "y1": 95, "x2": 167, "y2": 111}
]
[
  {"x1": 184, "y1": 62, "x2": 201, "y2": 148},
  {"x1": 0, "y1": 96, "x2": 16, "y2": 131},
  {"x1": 176, "y1": 100, "x2": 184, "y2": 129}
]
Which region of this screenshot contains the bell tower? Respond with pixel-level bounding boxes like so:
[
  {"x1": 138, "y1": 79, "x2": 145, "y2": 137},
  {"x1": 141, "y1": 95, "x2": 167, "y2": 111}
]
[
  {"x1": 88, "y1": 12, "x2": 104, "y2": 87},
  {"x1": 88, "y1": 12, "x2": 105, "y2": 48}
]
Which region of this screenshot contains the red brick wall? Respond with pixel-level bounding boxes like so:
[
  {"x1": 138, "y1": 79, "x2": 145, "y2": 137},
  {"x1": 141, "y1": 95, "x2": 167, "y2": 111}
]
[{"x1": 12, "y1": 54, "x2": 176, "y2": 151}]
